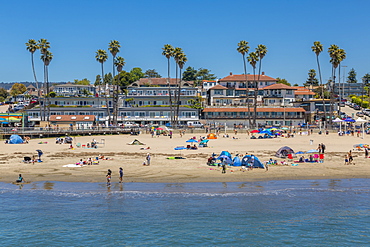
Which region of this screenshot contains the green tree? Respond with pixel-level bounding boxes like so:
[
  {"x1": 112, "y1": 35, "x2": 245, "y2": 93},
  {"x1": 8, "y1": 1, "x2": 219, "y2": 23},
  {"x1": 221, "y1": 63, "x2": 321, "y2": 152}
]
[
  {"x1": 196, "y1": 68, "x2": 217, "y2": 82},
  {"x1": 175, "y1": 51, "x2": 187, "y2": 124},
  {"x1": 26, "y1": 39, "x2": 42, "y2": 119},
  {"x1": 347, "y1": 68, "x2": 357, "y2": 83},
  {"x1": 38, "y1": 38, "x2": 51, "y2": 121},
  {"x1": 162, "y1": 44, "x2": 175, "y2": 125},
  {"x1": 94, "y1": 75, "x2": 102, "y2": 88},
  {"x1": 95, "y1": 49, "x2": 110, "y2": 122},
  {"x1": 74, "y1": 78, "x2": 91, "y2": 85},
  {"x1": 311, "y1": 41, "x2": 326, "y2": 122},
  {"x1": 109, "y1": 40, "x2": 121, "y2": 125},
  {"x1": 10, "y1": 83, "x2": 27, "y2": 96},
  {"x1": 129, "y1": 67, "x2": 145, "y2": 82},
  {"x1": 40, "y1": 45, "x2": 53, "y2": 121},
  {"x1": 304, "y1": 69, "x2": 319, "y2": 86},
  {"x1": 255, "y1": 44, "x2": 267, "y2": 127},
  {"x1": 0, "y1": 88, "x2": 9, "y2": 100},
  {"x1": 237, "y1": 40, "x2": 251, "y2": 127},
  {"x1": 182, "y1": 66, "x2": 197, "y2": 81},
  {"x1": 276, "y1": 77, "x2": 291, "y2": 86},
  {"x1": 144, "y1": 69, "x2": 162, "y2": 78}
]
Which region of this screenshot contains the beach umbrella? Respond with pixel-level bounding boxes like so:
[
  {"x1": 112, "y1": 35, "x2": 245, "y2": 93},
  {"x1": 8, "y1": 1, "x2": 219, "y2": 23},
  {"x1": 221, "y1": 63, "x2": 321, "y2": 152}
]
[
  {"x1": 281, "y1": 127, "x2": 289, "y2": 130},
  {"x1": 156, "y1": 127, "x2": 164, "y2": 130},
  {"x1": 250, "y1": 130, "x2": 259, "y2": 133},
  {"x1": 306, "y1": 149, "x2": 318, "y2": 153},
  {"x1": 356, "y1": 118, "x2": 367, "y2": 139},
  {"x1": 270, "y1": 128, "x2": 278, "y2": 131},
  {"x1": 333, "y1": 117, "x2": 344, "y2": 133},
  {"x1": 295, "y1": 151, "x2": 305, "y2": 154},
  {"x1": 186, "y1": 139, "x2": 198, "y2": 143}
]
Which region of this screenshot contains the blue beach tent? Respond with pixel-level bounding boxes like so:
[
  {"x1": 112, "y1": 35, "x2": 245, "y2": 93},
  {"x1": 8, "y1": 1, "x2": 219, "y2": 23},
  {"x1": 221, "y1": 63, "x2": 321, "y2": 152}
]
[
  {"x1": 219, "y1": 151, "x2": 232, "y2": 159},
  {"x1": 232, "y1": 156, "x2": 241, "y2": 166},
  {"x1": 241, "y1": 155, "x2": 265, "y2": 168},
  {"x1": 9, "y1": 134, "x2": 24, "y2": 144}
]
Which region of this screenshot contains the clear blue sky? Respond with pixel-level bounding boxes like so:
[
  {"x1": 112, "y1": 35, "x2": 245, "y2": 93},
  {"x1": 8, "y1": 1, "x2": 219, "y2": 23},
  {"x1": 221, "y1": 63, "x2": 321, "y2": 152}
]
[{"x1": 1, "y1": 0, "x2": 370, "y2": 85}]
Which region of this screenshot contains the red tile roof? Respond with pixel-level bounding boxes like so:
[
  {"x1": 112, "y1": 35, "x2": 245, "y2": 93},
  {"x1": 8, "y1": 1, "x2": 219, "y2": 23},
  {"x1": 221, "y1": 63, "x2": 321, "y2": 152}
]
[
  {"x1": 220, "y1": 74, "x2": 277, "y2": 82},
  {"x1": 50, "y1": 115, "x2": 96, "y2": 122},
  {"x1": 262, "y1": 84, "x2": 297, "y2": 90},
  {"x1": 292, "y1": 86, "x2": 315, "y2": 95},
  {"x1": 209, "y1": 85, "x2": 228, "y2": 90},
  {"x1": 203, "y1": 107, "x2": 306, "y2": 113}
]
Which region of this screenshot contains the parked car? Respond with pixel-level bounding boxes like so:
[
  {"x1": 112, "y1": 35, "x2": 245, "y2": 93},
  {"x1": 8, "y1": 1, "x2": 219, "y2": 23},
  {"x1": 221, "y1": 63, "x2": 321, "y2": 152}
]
[
  {"x1": 123, "y1": 122, "x2": 139, "y2": 128},
  {"x1": 356, "y1": 112, "x2": 364, "y2": 117},
  {"x1": 354, "y1": 105, "x2": 361, "y2": 110}
]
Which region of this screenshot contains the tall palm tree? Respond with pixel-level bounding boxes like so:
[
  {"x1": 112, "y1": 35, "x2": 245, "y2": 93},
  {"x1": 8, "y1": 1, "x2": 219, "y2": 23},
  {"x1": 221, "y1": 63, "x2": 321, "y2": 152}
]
[
  {"x1": 26, "y1": 39, "x2": 42, "y2": 121},
  {"x1": 328, "y1": 44, "x2": 339, "y2": 123},
  {"x1": 247, "y1": 51, "x2": 259, "y2": 128},
  {"x1": 162, "y1": 44, "x2": 174, "y2": 126},
  {"x1": 255, "y1": 44, "x2": 267, "y2": 127},
  {"x1": 114, "y1": 56, "x2": 125, "y2": 125},
  {"x1": 173, "y1": 47, "x2": 183, "y2": 126},
  {"x1": 40, "y1": 50, "x2": 53, "y2": 121},
  {"x1": 109, "y1": 40, "x2": 121, "y2": 125},
  {"x1": 237, "y1": 40, "x2": 251, "y2": 127},
  {"x1": 95, "y1": 49, "x2": 110, "y2": 125},
  {"x1": 311, "y1": 41, "x2": 326, "y2": 124},
  {"x1": 38, "y1": 39, "x2": 50, "y2": 121},
  {"x1": 175, "y1": 53, "x2": 187, "y2": 125}
]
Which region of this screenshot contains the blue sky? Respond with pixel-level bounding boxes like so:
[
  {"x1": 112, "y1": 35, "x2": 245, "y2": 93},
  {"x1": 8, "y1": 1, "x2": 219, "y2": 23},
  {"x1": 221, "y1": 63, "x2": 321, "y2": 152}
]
[{"x1": 1, "y1": 0, "x2": 370, "y2": 85}]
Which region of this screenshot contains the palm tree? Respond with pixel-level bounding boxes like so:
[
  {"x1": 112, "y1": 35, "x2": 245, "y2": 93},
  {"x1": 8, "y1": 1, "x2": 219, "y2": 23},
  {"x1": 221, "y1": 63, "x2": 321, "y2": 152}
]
[
  {"x1": 173, "y1": 47, "x2": 183, "y2": 126},
  {"x1": 247, "y1": 51, "x2": 259, "y2": 128},
  {"x1": 109, "y1": 40, "x2": 121, "y2": 125},
  {"x1": 162, "y1": 44, "x2": 174, "y2": 126},
  {"x1": 114, "y1": 56, "x2": 125, "y2": 125},
  {"x1": 237, "y1": 40, "x2": 251, "y2": 127},
  {"x1": 26, "y1": 39, "x2": 42, "y2": 121},
  {"x1": 255, "y1": 44, "x2": 267, "y2": 127},
  {"x1": 311, "y1": 41, "x2": 326, "y2": 124},
  {"x1": 175, "y1": 53, "x2": 187, "y2": 125},
  {"x1": 95, "y1": 49, "x2": 110, "y2": 125},
  {"x1": 37, "y1": 39, "x2": 50, "y2": 121},
  {"x1": 40, "y1": 50, "x2": 53, "y2": 121}
]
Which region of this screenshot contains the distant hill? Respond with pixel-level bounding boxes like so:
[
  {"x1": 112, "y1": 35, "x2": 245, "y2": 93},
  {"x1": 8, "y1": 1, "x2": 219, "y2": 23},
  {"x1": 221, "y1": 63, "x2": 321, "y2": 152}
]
[{"x1": 0, "y1": 82, "x2": 68, "y2": 90}]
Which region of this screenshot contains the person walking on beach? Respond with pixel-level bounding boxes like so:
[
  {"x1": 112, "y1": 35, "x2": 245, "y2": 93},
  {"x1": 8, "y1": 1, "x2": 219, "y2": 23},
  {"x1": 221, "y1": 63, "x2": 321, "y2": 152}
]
[
  {"x1": 365, "y1": 148, "x2": 369, "y2": 158},
  {"x1": 146, "y1": 153, "x2": 151, "y2": 166},
  {"x1": 321, "y1": 143, "x2": 326, "y2": 154},
  {"x1": 119, "y1": 167, "x2": 123, "y2": 183},
  {"x1": 221, "y1": 159, "x2": 227, "y2": 174},
  {"x1": 318, "y1": 144, "x2": 322, "y2": 154},
  {"x1": 106, "y1": 169, "x2": 112, "y2": 186},
  {"x1": 348, "y1": 150, "x2": 354, "y2": 165}
]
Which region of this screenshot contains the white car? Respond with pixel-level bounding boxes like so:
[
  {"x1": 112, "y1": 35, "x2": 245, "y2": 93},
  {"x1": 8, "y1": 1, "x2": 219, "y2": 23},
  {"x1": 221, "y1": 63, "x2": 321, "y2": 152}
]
[{"x1": 123, "y1": 122, "x2": 139, "y2": 128}]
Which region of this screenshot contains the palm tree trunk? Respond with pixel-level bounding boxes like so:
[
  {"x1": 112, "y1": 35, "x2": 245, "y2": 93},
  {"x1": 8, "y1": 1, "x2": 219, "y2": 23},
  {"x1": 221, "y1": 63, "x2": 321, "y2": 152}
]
[
  {"x1": 31, "y1": 53, "x2": 42, "y2": 124},
  {"x1": 46, "y1": 65, "x2": 50, "y2": 122},
  {"x1": 252, "y1": 70, "x2": 257, "y2": 128},
  {"x1": 167, "y1": 58, "x2": 173, "y2": 127},
  {"x1": 174, "y1": 64, "x2": 178, "y2": 125},
  {"x1": 176, "y1": 68, "x2": 183, "y2": 126},
  {"x1": 102, "y1": 64, "x2": 111, "y2": 126},
  {"x1": 242, "y1": 54, "x2": 252, "y2": 127},
  {"x1": 255, "y1": 61, "x2": 263, "y2": 128},
  {"x1": 316, "y1": 55, "x2": 326, "y2": 126}
]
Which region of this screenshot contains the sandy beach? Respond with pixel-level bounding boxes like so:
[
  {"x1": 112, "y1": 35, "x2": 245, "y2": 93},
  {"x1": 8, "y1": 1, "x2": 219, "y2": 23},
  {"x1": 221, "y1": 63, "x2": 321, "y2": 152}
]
[{"x1": 0, "y1": 131, "x2": 369, "y2": 184}]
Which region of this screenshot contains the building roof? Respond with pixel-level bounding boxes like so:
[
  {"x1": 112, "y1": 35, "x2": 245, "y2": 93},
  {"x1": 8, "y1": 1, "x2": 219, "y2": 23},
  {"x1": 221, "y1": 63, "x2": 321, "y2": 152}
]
[
  {"x1": 220, "y1": 73, "x2": 277, "y2": 82},
  {"x1": 27, "y1": 84, "x2": 36, "y2": 89},
  {"x1": 209, "y1": 85, "x2": 227, "y2": 90},
  {"x1": 262, "y1": 84, "x2": 297, "y2": 90},
  {"x1": 49, "y1": 115, "x2": 96, "y2": 122},
  {"x1": 54, "y1": 83, "x2": 93, "y2": 88},
  {"x1": 203, "y1": 107, "x2": 306, "y2": 113},
  {"x1": 131, "y1": 78, "x2": 194, "y2": 87},
  {"x1": 293, "y1": 86, "x2": 315, "y2": 95}
]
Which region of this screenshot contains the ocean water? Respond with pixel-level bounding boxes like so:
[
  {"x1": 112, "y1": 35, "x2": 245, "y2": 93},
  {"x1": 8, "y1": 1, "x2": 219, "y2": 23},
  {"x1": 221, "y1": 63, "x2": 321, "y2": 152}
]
[{"x1": 0, "y1": 179, "x2": 369, "y2": 246}]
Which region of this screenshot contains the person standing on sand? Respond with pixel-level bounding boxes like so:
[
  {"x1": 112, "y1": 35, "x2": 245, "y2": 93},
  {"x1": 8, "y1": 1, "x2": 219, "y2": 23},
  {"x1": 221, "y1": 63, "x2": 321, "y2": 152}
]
[
  {"x1": 365, "y1": 148, "x2": 369, "y2": 158},
  {"x1": 321, "y1": 143, "x2": 326, "y2": 154},
  {"x1": 106, "y1": 169, "x2": 112, "y2": 186},
  {"x1": 146, "y1": 153, "x2": 151, "y2": 166},
  {"x1": 119, "y1": 167, "x2": 123, "y2": 183}
]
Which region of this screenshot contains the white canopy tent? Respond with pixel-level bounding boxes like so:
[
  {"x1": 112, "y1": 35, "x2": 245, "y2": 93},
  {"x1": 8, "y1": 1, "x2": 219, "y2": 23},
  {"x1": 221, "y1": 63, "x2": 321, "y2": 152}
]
[
  {"x1": 356, "y1": 118, "x2": 368, "y2": 139},
  {"x1": 332, "y1": 117, "x2": 344, "y2": 134}
]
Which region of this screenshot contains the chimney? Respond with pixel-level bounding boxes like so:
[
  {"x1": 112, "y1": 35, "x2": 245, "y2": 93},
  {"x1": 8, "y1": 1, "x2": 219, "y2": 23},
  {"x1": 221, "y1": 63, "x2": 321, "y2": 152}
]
[
  {"x1": 230, "y1": 72, "x2": 233, "y2": 75},
  {"x1": 262, "y1": 71, "x2": 265, "y2": 75}
]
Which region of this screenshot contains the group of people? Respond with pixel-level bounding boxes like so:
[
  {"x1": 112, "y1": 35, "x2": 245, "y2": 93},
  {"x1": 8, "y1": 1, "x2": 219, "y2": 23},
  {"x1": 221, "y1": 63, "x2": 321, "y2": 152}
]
[
  {"x1": 106, "y1": 168, "x2": 124, "y2": 186},
  {"x1": 344, "y1": 150, "x2": 355, "y2": 165}
]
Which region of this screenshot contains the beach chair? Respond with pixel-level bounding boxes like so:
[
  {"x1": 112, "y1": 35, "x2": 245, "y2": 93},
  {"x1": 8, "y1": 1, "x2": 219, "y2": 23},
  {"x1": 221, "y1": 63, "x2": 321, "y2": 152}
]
[{"x1": 76, "y1": 143, "x2": 81, "y2": 148}]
